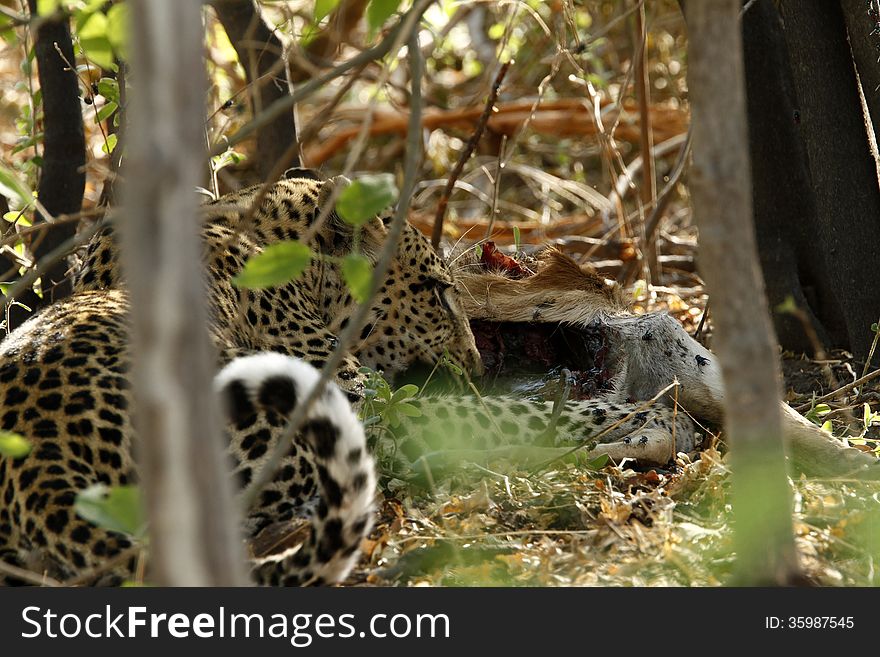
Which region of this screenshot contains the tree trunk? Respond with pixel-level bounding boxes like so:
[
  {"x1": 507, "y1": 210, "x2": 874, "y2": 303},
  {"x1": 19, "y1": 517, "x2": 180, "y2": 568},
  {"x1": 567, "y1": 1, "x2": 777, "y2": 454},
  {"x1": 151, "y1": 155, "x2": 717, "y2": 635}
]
[
  {"x1": 685, "y1": 0, "x2": 801, "y2": 585},
  {"x1": 777, "y1": 0, "x2": 880, "y2": 365},
  {"x1": 840, "y1": 0, "x2": 880, "y2": 150},
  {"x1": 8, "y1": 1, "x2": 86, "y2": 327},
  {"x1": 741, "y1": 0, "x2": 842, "y2": 356},
  {"x1": 211, "y1": 0, "x2": 299, "y2": 177},
  {"x1": 124, "y1": 0, "x2": 247, "y2": 586}
]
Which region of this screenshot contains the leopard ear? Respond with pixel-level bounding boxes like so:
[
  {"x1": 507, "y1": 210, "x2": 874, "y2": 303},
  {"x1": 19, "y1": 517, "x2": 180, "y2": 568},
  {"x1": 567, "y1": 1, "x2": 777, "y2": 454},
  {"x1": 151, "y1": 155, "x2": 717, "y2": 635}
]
[{"x1": 283, "y1": 167, "x2": 323, "y2": 181}]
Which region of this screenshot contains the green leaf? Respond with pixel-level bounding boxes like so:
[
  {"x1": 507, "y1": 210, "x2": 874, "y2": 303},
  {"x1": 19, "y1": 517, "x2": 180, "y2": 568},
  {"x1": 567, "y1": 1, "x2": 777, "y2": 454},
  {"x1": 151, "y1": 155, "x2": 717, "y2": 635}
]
[
  {"x1": 336, "y1": 174, "x2": 398, "y2": 226},
  {"x1": 0, "y1": 431, "x2": 32, "y2": 459},
  {"x1": 77, "y1": 11, "x2": 115, "y2": 70},
  {"x1": 366, "y1": 0, "x2": 400, "y2": 36},
  {"x1": 212, "y1": 149, "x2": 246, "y2": 173},
  {"x1": 3, "y1": 210, "x2": 31, "y2": 227},
  {"x1": 314, "y1": 0, "x2": 341, "y2": 23},
  {"x1": 97, "y1": 77, "x2": 119, "y2": 102},
  {"x1": 105, "y1": 2, "x2": 129, "y2": 59},
  {"x1": 820, "y1": 420, "x2": 833, "y2": 434},
  {"x1": 101, "y1": 132, "x2": 118, "y2": 154},
  {"x1": 513, "y1": 225, "x2": 521, "y2": 251},
  {"x1": 474, "y1": 243, "x2": 483, "y2": 259},
  {"x1": 774, "y1": 295, "x2": 798, "y2": 315},
  {"x1": 390, "y1": 384, "x2": 419, "y2": 403},
  {"x1": 488, "y1": 23, "x2": 505, "y2": 39},
  {"x1": 586, "y1": 453, "x2": 610, "y2": 470},
  {"x1": 75, "y1": 484, "x2": 144, "y2": 537},
  {"x1": 394, "y1": 401, "x2": 422, "y2": 418},
  {"x1": 96, "y1": 100, "x2": 117, "y2": 123},
  {"x1": 0, "y1": 163, "x2": 33, "y2": 208},
  {"x1": 341, "y1": 253, "x2": 373, "y2": 303},
  {"x1": 36, "y1": 0, "x2": 60, "y2": 16},
  {"x1": 232, "y1": 240, "x2": 313, "y2": 289}
]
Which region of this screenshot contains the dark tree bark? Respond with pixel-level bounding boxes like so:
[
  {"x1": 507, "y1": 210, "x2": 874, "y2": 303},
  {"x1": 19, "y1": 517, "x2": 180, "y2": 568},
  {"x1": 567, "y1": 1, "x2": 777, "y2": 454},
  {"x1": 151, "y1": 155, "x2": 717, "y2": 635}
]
[
  {"x1": 775, "y1": 0, "x2": 880, "y2": 364},
  {"x1": 840, "y1": 0, "x2": 880, "y2": 142},
  {"x1": 7, "y1": 2, "x2": 85, "y2": 327},
  {"x1": 211, "y1": 0, "x2": 299, "y2": 177},
  {"x1": 741, "y1": 0, "x2": 843, "y2": 355}
]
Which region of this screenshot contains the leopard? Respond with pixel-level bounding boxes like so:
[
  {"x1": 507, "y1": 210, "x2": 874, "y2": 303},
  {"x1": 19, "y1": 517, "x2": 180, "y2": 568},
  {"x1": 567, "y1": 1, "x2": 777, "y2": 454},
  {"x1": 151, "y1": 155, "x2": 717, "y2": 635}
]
[
  {"x1": 0, "y1": 168, "x2": 702, "y2": 586},
  {"x1": 0, "y1": 170, "x2": 481, "y2": 585}
]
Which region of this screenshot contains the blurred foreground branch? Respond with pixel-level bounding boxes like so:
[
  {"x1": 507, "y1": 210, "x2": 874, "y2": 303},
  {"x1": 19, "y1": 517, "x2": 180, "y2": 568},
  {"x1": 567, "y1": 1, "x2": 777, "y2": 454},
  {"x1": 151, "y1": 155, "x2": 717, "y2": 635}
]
[
  {"x1": 685, "y1": 0, "x2": 801, "y2": 585},
  {"x1": 124, "y1": 0, "x2": 247, "y2": 586}
]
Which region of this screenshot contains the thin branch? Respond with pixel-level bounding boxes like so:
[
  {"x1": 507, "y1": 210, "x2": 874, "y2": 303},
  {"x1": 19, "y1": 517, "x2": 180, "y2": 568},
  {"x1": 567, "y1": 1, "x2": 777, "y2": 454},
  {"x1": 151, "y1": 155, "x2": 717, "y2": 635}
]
[
  {"x1": 1, "y1": 218, "x2": 104, "y2": 305},
  {"x1": 794, "y1": 368, "x2": 880, "y2": 413},
  {"x1": 0, "y1": 207, "x2": 103, "y2": 250},
  {"x1": 0, "y1": 559, "x2": 62, "y2": 586},
  {"x1": 242, "y1": 27, "x2": 426, "y2": 508},
  {"x1": 431, "y1": 60, "x2": 511, "y2": 249}
]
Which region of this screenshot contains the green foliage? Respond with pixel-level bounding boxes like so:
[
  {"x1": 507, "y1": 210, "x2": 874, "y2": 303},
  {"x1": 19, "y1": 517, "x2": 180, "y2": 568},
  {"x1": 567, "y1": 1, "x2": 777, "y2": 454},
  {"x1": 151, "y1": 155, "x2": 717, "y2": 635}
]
[
  {"x1": 76, "y1": 10, "x2": 114, "y2": 69},
  {"x1": 232, "y1": 240, "x2": 313, "y2": 289},
  {"x1": 846, "y1": 403, "x2": 880, "y2": 456},
  {"x1": 359, "y1": 367, "x2": 422, "y2": 429},
  {"x1": 366, "y1": 0, "x2": 402, "y2": 37},
  {"x1": 211, "y1": 148, "x2": 246, "y2": 174},
  {"x1": 585, "y1": 453, "x2": 610, "y2": 470},
  {"x1": 75, "y1": 484, "x2": 145, "y2": 537},
  {"x1": 3, "y1": 210, "x2": 31, "y2": 227},
  {"x1": 336, "y1": 174, "x2": 398, "y2": 226},
  {"x1": 97, "y1": 77, "x2": 119, "y2": 102},
  {"x1": 313, "y1": 0, "x2": 341, "y2": 23},
  {"x1": 0, "y1": 431, "x2": 32, "y2": 459},
  {"x1": 804, "y1": 401, "x2": 831, "y2": 425},
  {"x1": 35, "y1": 1, "x2": 130, "y2": 71},
  {"x1": 36, "y1": 0, "x2": 61, "y2": 15},
  {"x1": 341, "y1": 253, "x2": 373, "y2": 303},
  {"x1": 105, "y1": 2, "x2": 129, "y2": 59},
  {"x1": 774, "y1": 295, "x2": 798, "y2": 315},
  {"x1": 440, "y1": 350, "x2": 464, "y2": 376},
  {"x1": 0, "y1": 162, "x2": 33, "y2": 209},
  {"x1": 100, "y1": 132, "x2": 117, "y2": 154}
]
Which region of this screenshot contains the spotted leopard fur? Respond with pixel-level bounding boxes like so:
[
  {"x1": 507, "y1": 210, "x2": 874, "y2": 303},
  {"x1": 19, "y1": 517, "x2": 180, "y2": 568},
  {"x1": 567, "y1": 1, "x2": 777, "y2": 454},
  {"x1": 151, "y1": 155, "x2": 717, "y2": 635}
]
[
  {"x1": 215, "y1": 353, "x2": 375, "y2": 586},
  {"x1": 0, "y1": 171, "x2": 479, "y2": 585}
]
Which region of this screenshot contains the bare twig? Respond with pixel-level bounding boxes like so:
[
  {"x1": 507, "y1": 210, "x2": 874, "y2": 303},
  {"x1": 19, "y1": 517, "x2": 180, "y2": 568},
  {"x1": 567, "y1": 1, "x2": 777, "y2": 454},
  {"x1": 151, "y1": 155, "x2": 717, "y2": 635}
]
[
  {"x1": 432, "y1": 60, "x2": 511, "y2": 249},
  {"x1": 794, "y1": 368, "x2": 880, "y2": 413},
  {"x1": 0, "y1": 207, "x2": 103, "y2": 250},
  {"x1": 0, "y1": 559, "x2": 62, "y2": 586},
  {"x1": 693, "y1": 299, "x2": 710, "y2": 342},
  {"x1": 1, "y1": 218, "x2": 104, "y2": 306},
  {"x1": 644, "y1": 128, "x2": 692, "y2": 241},
  {"x1": 632, "y1": 0, "x2": 655, "y2": 209},
  {"x1": 861, "y1": 316, "x2": 880, "y2": 378}
]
